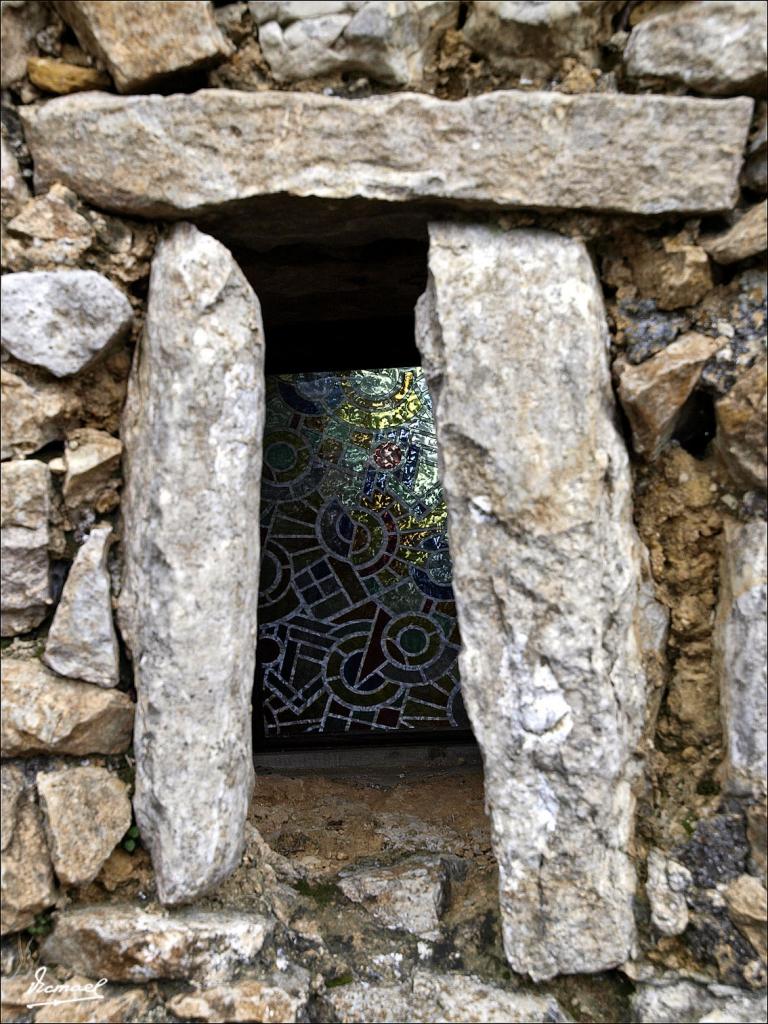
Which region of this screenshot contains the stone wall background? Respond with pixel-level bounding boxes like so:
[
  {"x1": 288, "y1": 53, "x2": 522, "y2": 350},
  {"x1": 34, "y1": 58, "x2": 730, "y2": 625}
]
[{"x1": 1, "y1": 2, "x2": 766, "y2": 1022}]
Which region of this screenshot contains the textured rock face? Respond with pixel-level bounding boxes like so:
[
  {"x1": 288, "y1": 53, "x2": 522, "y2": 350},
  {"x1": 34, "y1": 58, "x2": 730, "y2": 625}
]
[
  {"x1": 1, "y1": 658, "x2": 134, "y2": 757},
  {"x1": 416, "y1": 225, "x2": 647, "y2": 979},
  {"x1": 646, "y1": 848, "x2": 692, "y2": 937},
  {"x1": 20, "y1": 90, "x2": 752, "y2": 227},
  {"x1": 54, "y1": 0, "x2": 231, "y2": 92},
  {"x1": 61, "y1": 427, "x2": 122, "y2": 512},
  {"x1": 714, "y1": 519, "x2": 767, "y2": 798},
  {"x1": 324, "y1": 970, "x2": 572, "y2": 1023},
  {"x1": 0, "y1": 459, "x2": 51, "y2": 636},
  {"x1": 166, "y1": 979, "x2": 307, "y2": 1023},
  {"x1": 0, "y1": 137, "x2": 30, "y2": 220},
  {"x1": 37, "y1": 767, "x2": 132, "y2": 887},
  {"x1": 1, "y1": 368, "x2": 80, "y2": 461},
  {"x1": 0, "y1": 270, "x2": 133, "y2": 378},
  {"x1": 0, "y1": 0, "x2": 48, "y2": 87},
  {"x1": 624, "y1": 1, "x2": 768, "y2": 96},
  {"x1": 0, "y1": 765, "x2": 56, "y2": 935},
  {"x1": 703, "y1": 200, "x2": 768, "y2": 264},
  {"x1": 715, "y1": 358, "x2": 768, "y2": 491},
  {"x1": 463, "y1": 0, "x2": 603, "y2": 77},
  {"x1": 253, "y1": 0, "x2": 457, "y2": 85},
  {"x1": 338, "y1": 855, "x2": 454, "y2": 939},
  {"x1": 43, "y1": 524, "x2": 119, "y2": 687},
  {"x1": 41, "y1": 905, "x2": 273, "y2": 982},
  {"x1": 631, "y1": 980, "x2": 768, "y2": 1023},
  {"x1": 616, "y1": 332, "x2": 723, "y2": 460},
  {"x1": 118, "y1": 223, "x2": 264, "y2": 905}
]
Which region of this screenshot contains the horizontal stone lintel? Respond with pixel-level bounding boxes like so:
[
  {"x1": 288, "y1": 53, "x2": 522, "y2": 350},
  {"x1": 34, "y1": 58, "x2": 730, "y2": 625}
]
[{"x1": 21, "y1": 89, "x2": 753, "y2": 230}]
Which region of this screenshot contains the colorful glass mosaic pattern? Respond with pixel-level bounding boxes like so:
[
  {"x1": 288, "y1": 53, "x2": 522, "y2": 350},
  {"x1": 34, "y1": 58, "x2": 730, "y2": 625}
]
[{"x1": 256, "y1": 366, "x2": 467, "y2": 737}]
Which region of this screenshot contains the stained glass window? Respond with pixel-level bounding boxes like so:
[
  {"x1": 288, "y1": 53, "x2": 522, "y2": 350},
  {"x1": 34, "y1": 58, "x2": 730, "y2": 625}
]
[{"x1": 255, "y1": 366, "x2": 468, "y2": 739}]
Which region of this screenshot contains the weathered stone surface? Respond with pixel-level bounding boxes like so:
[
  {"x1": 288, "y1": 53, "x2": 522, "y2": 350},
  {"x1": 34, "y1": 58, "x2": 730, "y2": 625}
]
[
  {"x1": 715, "y1": 358, "x2": 768, "y2": 491},
  {"x1": 166, "y1": 979, "x2": 306, "y2": 1023},
  {"x1": 624, "y1": 1, "x2": 768, "y2": 96},
  {"x1": 616, "y1": 332, "x2": 723, "y2": 460},
  {"x1": 703, "y1": 201, "x2": 768, "y2": 265},
  {"x1": 0, "y1": 137, "x2": 30, "y2": 221},
  {"x1": 37, "y1": 767, "x2": 131, "y2": 888},
  {"x1": 0, "y1": 0, "x2": 48, "y2": 87},
  {"x1": 747, "y1": 801, "x2": 767, "y2": 878},
  {"x1": 33, "y1": 979, "x2": 151, "y2": 1024},
  {"x1": 0, "y1": 765, "x2": 57, "y2": 935},
  {"x1": 2, "y1": 183, "x2": 95, "y2": 270},
  {"x1": 628, "y1": 237, "x2": 713, "y2": 311},
  {"x1": 463, "y1": 0, "x2": 603, "y2": 77},
  {"x1": 324, "y1": 970, "x2": 572, "y2": 1023},
  {"x1": 0, "y1": 270, "x2": 133, "y2": 378},
  {"x1": 61, "y1": 427, "x2": 122, "y2": 512},
  {"x1": 0, "y1": 459, "x2": 51, "y2": 636},
  {"x1": 726, "y1": 873, "x2": 768, "y2": 960},
  {"x1": 743, "y1": 101, "x2": 767, "y2": 194},
  {"x1": 41, "y1": 905, "x2": 273, "y2": 982},
  {"x1": 55, "y1": 0, "x2": 230, "y2": 92},
  {"x1": 43, "y1": 524, "x2": 119, "y2": 687},
  {"x1": 254, "y1": 1, "x2": 457, "y2": 85},
  {"x1": 1, "y1": 657, "x2": 134, "y2": 757},
  {"x1": 714, "y1": 519, "x2": 767, "y2": 798},
  {"x1": 631, "y1": 980, "x2": 768, "y2": 1023},
  {"x1": 27, "y1": 56, "x2": 111, "y2": 94},
  {"x1": 338, "y1": 855, "x2": 454, "y2": 939},
  {"x1": 1, "y1": 368, "x2": 80, "y2": 461},
  {"x1": 416, "y1": 225, "x2": 647, "y2": 979},
  {"x1": 646, "y1": 848, "x2": 692, "y2": 937},
  {"x1": 118, "y1": 223, "x2": 264, "y2": 905},
  {"x1": 21, "y1": 90, "x2": 752, "y2": 228}
]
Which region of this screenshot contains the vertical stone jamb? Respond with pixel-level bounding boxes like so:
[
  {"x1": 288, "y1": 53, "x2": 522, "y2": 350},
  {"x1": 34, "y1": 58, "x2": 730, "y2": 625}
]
[
  {"x1": 118, "y1": 223, "x2": 265, "y2": 905},
  {"x1": 416, "y1": 224, "x2": 648, "y2": 979}
]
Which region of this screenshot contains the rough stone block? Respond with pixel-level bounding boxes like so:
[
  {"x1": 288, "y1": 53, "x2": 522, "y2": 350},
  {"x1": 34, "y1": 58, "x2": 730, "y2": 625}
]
[
  {"x1": 715, "y1": 358, "x2": 768, "y2": 491},
  {"x1": 1, "y1": 368, "x2": 80, "y2": 461},
  {"x1": 0, "y1": 459, "x2": 51, "y2": 637},
  {"x1": 41, "y1": 905, "x2": 273, "y2": 982},
  {"x1": 54, "y1": 0, "x2": 231, "y2": 92},
  {"x1": 714, "y1": 518, "x2": 767, "y2": 798},
  {"x1": 416, "y1": 224, "x2": 648, "y2": 979},
  {"x1": 118, "y1": 223, "x2": 265, "y2": 905},
  {"x1": 43, "y1": 524, "x2": 120, "y2": 688},
  {"x1": 1, "y1": 657, "x2": 134, "y2": 757},
  {"x1": 20, "y1": 90, "x2": 753, "y2": 231}
]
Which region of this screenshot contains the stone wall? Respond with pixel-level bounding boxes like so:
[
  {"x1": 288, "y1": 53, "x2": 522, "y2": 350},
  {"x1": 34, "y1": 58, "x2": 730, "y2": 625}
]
[{"x1": 1, "y1": 2, "x2": 767, "y2": 1022}]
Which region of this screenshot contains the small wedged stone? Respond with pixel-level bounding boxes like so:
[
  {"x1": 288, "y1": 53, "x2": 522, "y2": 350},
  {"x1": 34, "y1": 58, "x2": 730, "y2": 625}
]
[
  {"x1": 726, "y1": 873, "x2": 768, "y2": 960},
  {"x1": 714, "y1": 519, "x2": 768, "y2": 798},
  {"x1": 62, "y1": 427, "x2": 122, "y2": 512},
  {"x1": 20, "y1": 90, "x2": 753, "y2": 223},
  {"x1": 416, "y1": 224, "x2": 647, "y2": 980},
  {"x1": 40, "y1": 905, "x2": 274, "y2": 982},
  {"x1": 43, "y1": 524, "x2": 119, "y2": 688},
  {"x1": 628, "y1": 237, "x2": 713, "y2": 310},
  {"x1": 0, "y1": 765, "x2": 57, "y2": 936},
  {"x1": 0, "y1": 137, "x2": 30, "y2": 221},
  {"x1": 338, "y1": 855, "x2": 456, "y2": 939},
  {"x1": 1, "y1": 368, "x2": 81, "y2": 461},
  {"x1": 27, "y1": 56, "x2": 111, "y2": 94},
  {"x1": 630, "y1": 980, "x2": 768, "y2": 1023},
  {"x1": 2, "y1": 183, "x2": 95, "y2": 270},
  {"x1": 715, "y1": 358, "x2": 768, "y2": 491},
  {"x1": 0, "y1": 459, "x2": 51, "y2": 637},
  {"x1": 255, "y1": 1, "x2": 458, "y2": 86},
  {"x1": 703, "y1": 201, "x2": 768, "y2": 265},
  {"x1": 624, "y1": 1, "x2": 768, "y2": 96},
  {"x1": 33, "y1": 979, "x2": 151, "y2": 1024},
  {"x1": 462, "y1": 0, "x2": 604, "y2": 78},
  {"x1": 0, "y1": 270, "x2": 133, "y2": 378},
  {"x1": 645, "y1": 848, "x2": 692, "y2": 937},
  {"x1": 1, "y1": 657, "x2": 134, "y2": 757},
  {"x1": 166, "y1": 978, "x2": 307, "y2": 1023},
  {"x1": 37, "y1": 767, "x2": 131, "y2": 888},
  {"x1": 616, "y1": 332, "x2": 723, "y2": 460},
  {"x1": 324, "y1": 970, "x2": 573, "y2": 1023},
  {"x1": 118, "y1": 223, "x2": 265, "y2": 905},
  {"x1": 54, "y1": 0, "x2": 231, "y2": 93}
]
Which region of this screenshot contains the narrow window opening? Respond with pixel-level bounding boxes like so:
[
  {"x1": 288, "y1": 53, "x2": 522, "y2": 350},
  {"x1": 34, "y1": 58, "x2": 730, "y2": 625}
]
[{"x1": 234, "y1": 237, "x2": 472, "y2": 750}]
